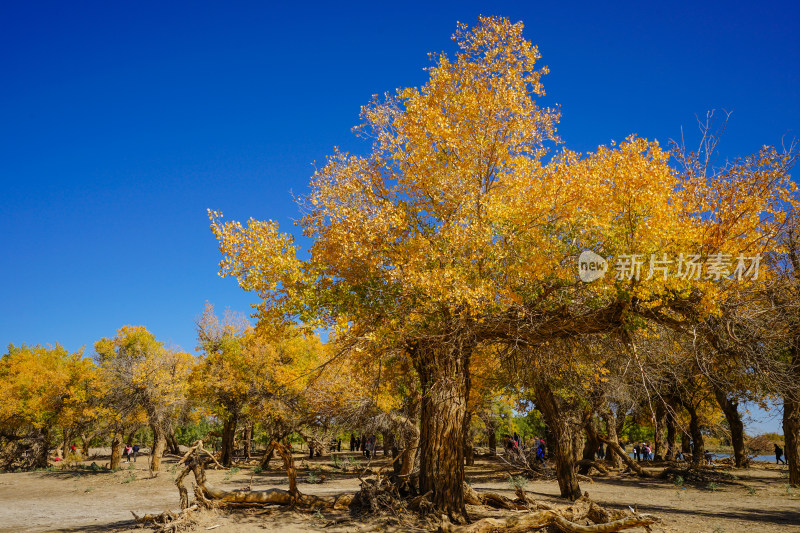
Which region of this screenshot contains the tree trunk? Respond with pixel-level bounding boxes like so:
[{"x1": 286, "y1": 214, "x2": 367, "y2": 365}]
[
  {"x1": 400, "y1": 425, "x2": 420, "y2": 477},
  {"x1": 110, "y1": 431, "x2": 123, "y2": 470},
  {"x1": 383, "y1": 432, "x2": 391, "y2": 457},
  {"x1": 598, "y1": 434, "x2": 649, "y2": 477},
  {"x1": 62, "y1": 428, "x2": 72, "y2": 459},
  {"x1": 534, "y1": 380, "x2": 581, "y2": 500},
  {"x1": 220, "y1": 416, "x2": 237, "y2": 467},
  {"x1": 80, "y1": 432, "x2": 94, "y2": 457},
  {"x1": 150, "y1": 424, "x2": 167, "y2": 473},
  {"x1": 487, "y1": 425, "x2": 497, "y2": 456},
  {"x1": 680, "y1": 429, "x2": 691, "y2": 457},
  {"x1": 168, "y1": 432, "x2": 180, "y2": 455},
  {"x1": 713, "y1": 387, "x2": 746, "y2": 468},
  {"x1": 578, "y1": 416, "x2": 600, "y2": 475},
  {"x1": 665, "y1": 406, "x2": 677, "y2": 461},
  {"x1": 271, "y1": 440, "x2": 297, "y2": 496},
  {"x1": 244, "y1": 423, "x2": 253, "y2": 460},
  {"x1": 260, "y1": 443, "x2": 275, "y2": 470},
  {"x1": 686, "y1": 405, "x2": 705, "y2": 466},
  {"x1": 464, "y1": 411, "x2": 475, "y2": 466},
  {"x1": 31, "y1": 428, "x2": 50, "y2": 469},
  {"x1": 601, "y1": 411, "x2": 623, "y2": 469},
  {"x1": 126, "y1": 427, "x2": 139, "y2": 448},
  {"x1": 784, "y1": 393, "x2": 800, "y2": 487},
  {"x1": 653, "y1": 402, "x2": 667, "y2": 462},
  {"x1": 412, "y1": 336, "x2": 472, "y2": 524}
]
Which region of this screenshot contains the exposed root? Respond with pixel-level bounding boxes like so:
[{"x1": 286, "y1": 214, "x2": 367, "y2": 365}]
[
  {"x1": 658, "y1": 465, "x2": 740, "y2": 485},
  {"x1": 576, "y1": 460, "x2": 610, "y2": 476},
  {"x1": 131, "y1": 505, "x2": 199, "y2": 533}
]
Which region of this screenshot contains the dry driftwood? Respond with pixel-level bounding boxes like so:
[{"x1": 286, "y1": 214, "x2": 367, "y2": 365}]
[
  {"x1": 131, "y1": 505, "x2": 199, "y2": 533},
  {"x1": 175, "y1": 439, "x2": 353, "y2": 511},
  {"x1": 440, "y1": 495, "x2": 658, "y2": 533}
]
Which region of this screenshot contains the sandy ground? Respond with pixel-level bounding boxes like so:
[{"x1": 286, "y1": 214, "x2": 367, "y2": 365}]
[{"x1": 0, "y1": 450, "x2": 798, "y2": 533}]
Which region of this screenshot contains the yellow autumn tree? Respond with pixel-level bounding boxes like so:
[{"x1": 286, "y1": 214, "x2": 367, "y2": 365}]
[
  {"x1": 95, "y1": 326, "x2": 194, "y2": 473},
  {"x1": 192, "y1": 302, "x2": 324, "y2": 465},
  {"x1": 0, "y1": 343, "x2": 99, "y2": 469},
  {"x1": 209, "y1": 16, "x2": 795, "y2": 515}
]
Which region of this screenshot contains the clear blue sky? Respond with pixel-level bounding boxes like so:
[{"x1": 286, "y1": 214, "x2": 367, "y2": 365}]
[{"x1": 1, "y1": 1, "x2": 797, "y2": 433}]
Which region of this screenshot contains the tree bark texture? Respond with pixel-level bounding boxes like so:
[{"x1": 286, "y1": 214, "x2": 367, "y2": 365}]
[
  {"x1": 665, "y1": 405, "x2": 677, "y2": 461},
  {"x1": 412, "y1": 335, "x2": 473, "y2": 524},
  {"x1": 713, "y1": 387, "x2": 746, "y2": 467},
  {"x1": 686, "y1": 405, "x2": 705, "y2": 466},
  {"x1": 150, "y1": 424, "x2": 167, "y2": 473},
  {"x1": 534, "y1": 380, "x2": 582, "y2": 500},
  {"x1": 220, "y1": 416, "x2": 237, "y2": 467},
  {"x1": 110, "y1": 431, "x2": 123, "y2": 470},
  {"x1": 601, "y1": 411, "x2": 623, "y2": 469}
]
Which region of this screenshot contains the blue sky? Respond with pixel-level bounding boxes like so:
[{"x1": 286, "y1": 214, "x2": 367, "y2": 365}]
[{"x1": 1, "y1": 1, "x2": 797, "y2": 434}]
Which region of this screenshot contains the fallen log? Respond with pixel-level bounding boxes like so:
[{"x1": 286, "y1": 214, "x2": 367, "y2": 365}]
[
  {"x1": 597, "y1": 436, "x2": 649, "y2": 478},
  {"x1": 173, "y1": 439, "x2": 354, "y2": 512},
  {"x1": 439, "y1": 497, "x2": 658, "y2": 533}
]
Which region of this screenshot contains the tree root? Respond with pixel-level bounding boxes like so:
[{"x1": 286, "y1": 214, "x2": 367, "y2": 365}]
[
  {"x1": 131, "y1": 505, "x2": 199, "y2": 533},
  {"x1": 439, "y1": 495, "x2": 658, "y2": 533},
  {"x1": 576, "y1": 460, "x2": 610, "y2": 476}
]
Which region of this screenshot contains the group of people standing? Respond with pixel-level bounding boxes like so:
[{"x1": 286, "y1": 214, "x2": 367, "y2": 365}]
[
  {"x1": 632, "y1": 442, "x2": 653, "y2": 461},
  {"x1": 349, "y1": 434, "x2": 378, "y2": 459},
  {"x1": 504, "y1": 433, "x2": 547, "y2": 464},
  {"x1": 123, "y1": 443, "x2": 139, "y2": 462}
]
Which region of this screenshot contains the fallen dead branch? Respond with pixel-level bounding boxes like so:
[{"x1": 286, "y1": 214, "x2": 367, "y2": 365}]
[
  {"x1": 440, "y1": 495, "x2": 658, "y2": 533},
  {"x1": 174, "y1": 439, "x2": 353, "y2": 512},
  {"x1": 131, "y1": 505, "x2": 199, "y2": 533}
]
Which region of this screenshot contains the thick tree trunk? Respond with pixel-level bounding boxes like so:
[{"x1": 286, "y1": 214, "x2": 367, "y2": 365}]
[
  {"x1": 110, "y1": 431, "x2": 123, "y2": 470},
  {"x1": 601, "y1": 411, "x2": 623, "y2": 469},
  {"x1": 665, "y1": 407, "x2": 677, "y2": 461},
  {"x1": 653, "y1": 403, "x2": 667, "y2": 462},
  {"x1": 31, "y1": 428, "x2": 50, "y2": 468},
  {"x1": 534, "y1": 380, "x2": 581, "y2": 500},
  {"x1": 220, "y1": 416, "x2": 237, "y2": 467},
  {"x1": 150, "y1": 424, "x2": 167, "y2": 473},
  {"x1": 413, "y1": 336, "x2": 472, "y2": 524},
  {"x1": 713, "y1": 387, "x2": 746, "y2": 467},
  {"x1": 487, "y1": 426, "x2": 497, "y2": 456},
  {"x1": 62, "y1": 428, "x2": 72, "y2": 459},
  {"x1": 399, "y1": 425, "x2": 420, "y2": 477},
  {"x1": 784, "y1": 394, "x2": 800, "y2": 487},
  {"x1": 686, "y1": 405, "x2": 705, "y2": 466},
  {"x1": 578, "y1": 416, "x2": 600, "y2": 475},
  {"x1": 167, "y1": 433, "x2": 180, "y2": 455}
]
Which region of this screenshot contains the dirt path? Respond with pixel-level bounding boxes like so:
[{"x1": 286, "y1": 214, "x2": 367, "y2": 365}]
[{"x1": 0, "y1": 451, "x2": 797, "y2": 532}]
